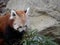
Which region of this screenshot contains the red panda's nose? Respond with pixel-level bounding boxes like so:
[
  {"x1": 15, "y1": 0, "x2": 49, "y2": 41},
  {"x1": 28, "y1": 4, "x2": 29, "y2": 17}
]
[
  {"x1": 17, "y1": 25, "x2": 27, "y2": 32},
  {"x1": 17, "y1": 26, "x2": 23, "y2": 30}
]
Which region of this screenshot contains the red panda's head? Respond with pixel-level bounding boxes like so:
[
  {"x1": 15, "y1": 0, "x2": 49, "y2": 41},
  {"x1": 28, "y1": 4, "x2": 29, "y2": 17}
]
[{"x1": 9, "y1": 8, "x2": 30, "y2": 32}]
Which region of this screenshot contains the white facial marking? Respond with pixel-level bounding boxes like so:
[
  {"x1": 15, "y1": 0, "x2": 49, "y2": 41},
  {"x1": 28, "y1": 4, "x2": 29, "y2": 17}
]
[
  {"x1": 18, "y1": 27, "x2": 26, "y2": 32},
  {"x1": 13, "y1": 23, "x2": 19, "y2": 30}
]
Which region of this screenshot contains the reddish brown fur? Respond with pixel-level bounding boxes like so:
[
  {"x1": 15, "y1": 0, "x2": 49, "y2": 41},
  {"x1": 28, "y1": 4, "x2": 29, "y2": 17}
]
[
  {"x1": 0, "y1": 13, "x2": 14, "y2": 33},
  {"x1": 16, "y1": 10, "x2": 26, "y2": 25},
  {"x1": 0, "y1": 10, "x2": 26, "y2": 33},
  {"x1": 0, "y1": 10, "x2": 26, "y2": 45},
  {"x1": 0, "y1": 12, "x2": 14, "y2": 45}
]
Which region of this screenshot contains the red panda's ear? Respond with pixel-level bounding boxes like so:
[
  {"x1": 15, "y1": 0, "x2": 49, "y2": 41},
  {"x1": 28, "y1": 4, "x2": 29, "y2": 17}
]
[
  {"x1": 10, "y1": 9, "x2": 16, "y2": 19},
  {"x1": 24, "y1": 10, "x2": 27, "y2": 13},
  {"x1": 24, "y1": 7, "x2": 30, "y2": 14},
  {"x1": 25, "y1": 7, "x2": 30, "y2": 15}
]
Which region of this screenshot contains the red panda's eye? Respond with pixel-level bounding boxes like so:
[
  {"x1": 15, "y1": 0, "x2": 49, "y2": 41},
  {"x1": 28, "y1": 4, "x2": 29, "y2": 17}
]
[
  {"x1": 19, "y1": 26, "x2": 22, "y2": 28},
  {"x1": 25, "y1": 25, "x2": 27, "y2": 27},
  {"x1": 24, "y1": 10, "x2": 27, "y2": 13}
]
